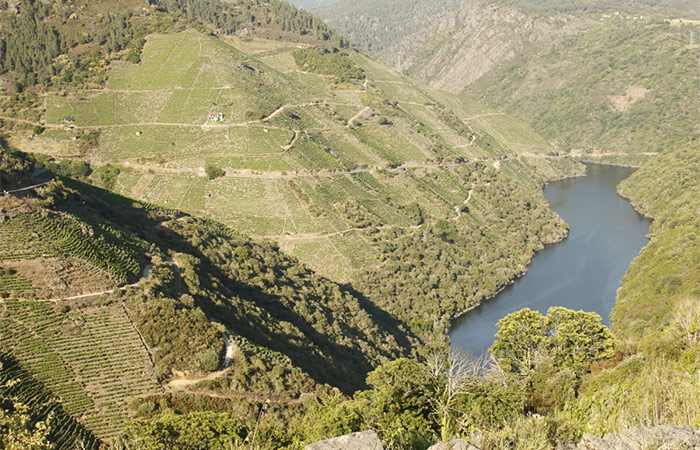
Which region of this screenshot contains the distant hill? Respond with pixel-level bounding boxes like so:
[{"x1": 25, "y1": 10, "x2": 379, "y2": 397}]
[
  {"x1": 465, "y1": 13, "x2": 700, "y2": 159},
  {"x1": 286, "y1": 0, "x2": 344, "y2": 9},
  {"x1": 379, "y1": 1, "x2": 580, "y2": 92},
  {"x1": 377, "y1": 1, "x2": 700, "y2": 163},
  {"x1": 315, "y1": 0, "x2": 699, "y2": 57},
  {"x1": 314, "y1": 0, "x2": 468, "y2": 53}
]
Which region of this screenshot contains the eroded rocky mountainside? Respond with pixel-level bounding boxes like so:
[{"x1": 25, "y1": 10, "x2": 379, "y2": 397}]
[
  {"x1": 313, "y1": 0, "x2": 467, "y2": 54},
  {"x1": 379, "y1": 1, "x2": 579, "y2": 93}
]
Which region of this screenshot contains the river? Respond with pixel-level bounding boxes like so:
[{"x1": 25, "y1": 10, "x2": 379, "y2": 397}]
[{"x1": 450, "y1": 164, "x2": 652, "y2": 356}]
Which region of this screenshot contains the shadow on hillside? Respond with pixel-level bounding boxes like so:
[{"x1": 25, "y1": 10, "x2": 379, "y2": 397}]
[
  {"x1": 59, "y1": 177, "x2": 416, "y2": 393},
  {"x1": 0, "y1": 351, "x2": 100, "y2": 449}
]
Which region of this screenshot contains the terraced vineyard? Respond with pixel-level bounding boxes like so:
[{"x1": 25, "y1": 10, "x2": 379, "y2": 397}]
[
  {"x1": 25, "y1": 29, "x2": 579, "y2": 284},
  {"x1": 0, "y1": 208, "x2": 148, "y2": 296},
  {"x1": 0, "y1": 299, "x2": 161, "y2": 441},
  {"x1": 0, "y1": 270, "x2": 35, "y2": 294},
  {"x1": 0, "y1": 351, "x2": 99, "y2": 450}
]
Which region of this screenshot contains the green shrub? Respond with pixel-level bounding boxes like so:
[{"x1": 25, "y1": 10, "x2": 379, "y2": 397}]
[{"x1": 205, "y1": 164, "x2": 224, "y2": 180}]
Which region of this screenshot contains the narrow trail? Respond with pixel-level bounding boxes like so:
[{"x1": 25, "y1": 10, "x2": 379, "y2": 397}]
[
  {"x1": 222, "y1": 333, "x2": 233, "y2": 368},
  {"x1": 96, "y1": 154, "x2": 539, "y2": 180},
  {"x1": 1, "y1": 180, "x2": 55, "y2": 195},
  {"x1": 167, "y1": 333, "x2": 235, "y2": 389},
  {"x1": 269, "y1": 224, "x2": 422, "y2": 244},
  {"x1": 281, "y1": 129, "x2": 299, "y2": 151},
  {"x1": 261, "y1": 102, "x2": 319, "y2": 122},
  {"x1": 347, "y1": 106, "x2": 370, "y2": 126},
  {"x1": 0, "y1": 116, "x2": 44, "y2": 126},
  {"x1": 465, "y1": 187, "x2": 474, "y2": 204},
  {"x1": 465, "y1": 112, "x2": 505, "y2": 120},
  {"x1": 4, "y1": 264, "x2": 155, "y2": 304}
]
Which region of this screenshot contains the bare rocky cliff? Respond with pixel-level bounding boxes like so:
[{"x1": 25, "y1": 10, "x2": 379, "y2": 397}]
[{"x1": 379, "y1": 2, "x2": 579, "y2": 93}]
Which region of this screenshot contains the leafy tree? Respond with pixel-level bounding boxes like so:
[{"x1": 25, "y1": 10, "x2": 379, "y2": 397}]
[
  {"x1": 491, "y1": 308, "x2": 548, "y2": 375},
  {"x1": 0, "y1": 361, "x2": 53, "y2": 450},
  {"x1": 292, "y1": 47, "x2": 365, "y2": 82},
  {"x1": 0, "y1": 402, "x2": 53, "y2": 450},
  {"x1": 490, "y1": 307, "x2": 615, "y2": 376},
  {"x1": 355, "y1": 358, "x2": 436, "y2": 449},
  {"x1": 121, "y1": 411, "x2": 248, "y2": 449},
  {"x1": 91, "y1": 164, "x2": 121, "y2": 190},
  {"x1": 546, "y1": 307, "x2": 615, "y2": 372}
]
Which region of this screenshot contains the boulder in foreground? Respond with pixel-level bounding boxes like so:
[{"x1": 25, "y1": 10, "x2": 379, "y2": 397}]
[{"x1": 306, "y1": 430, "x2": 383, "y2": 450}]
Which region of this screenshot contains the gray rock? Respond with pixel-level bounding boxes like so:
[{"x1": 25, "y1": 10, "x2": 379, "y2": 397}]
[
  {"x1": 571, "y1": 425, "x2": 700, "y2": 449},
  {"x1": 306, "y1": 430, "x2": 383, "y2": 450},
  {"x1": 428, "y1": 438, "x2": 479, "y2": 450}
]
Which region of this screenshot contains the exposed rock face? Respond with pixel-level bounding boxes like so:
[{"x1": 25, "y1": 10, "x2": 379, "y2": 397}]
[
  {"x1": 379, "y1": 2, "x2": 577, "y2": 93},
  {"x1": 315, "y1": 0, "x2": 464, "y2": 54},
  {"x1": 428, "y1": 438, "x2": 479, "y2": 450},
  {"x1": 305, "y1": 430, "x2": 384, "y2": 450},
  {"x1": 569, "y1": 425, "x2": 700, "y2": 449}
]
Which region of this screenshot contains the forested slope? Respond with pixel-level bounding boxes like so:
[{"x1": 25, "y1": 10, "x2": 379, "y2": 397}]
[
  {"x1": 375, "y1": 1, "x2": 699, "y2": 165},
  {"x1": 466, "y1": 14, "x2": 700, "y2": 162},
  {"x1": 0, "y1": 147, "x2": 411, "y2": 444}
]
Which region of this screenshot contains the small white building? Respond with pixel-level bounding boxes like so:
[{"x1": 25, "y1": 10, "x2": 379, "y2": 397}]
[{"x1": 208, "y1": 112, "x2": 224, "y2": 122}]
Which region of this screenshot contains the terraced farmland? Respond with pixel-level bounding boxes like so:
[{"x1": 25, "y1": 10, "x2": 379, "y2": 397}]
[
  {"x1": 0, "y1": 208, "x2": 148, "y2": 292},
  {"x1": 0, "y1": 299, "x2": 161, "y2": 441},
  {"x1": 31, "y1": 26, "x2": 585, "y2": 336},
  {"x1": 0, "y1": 351, "x2": 99, "y2": 450}
]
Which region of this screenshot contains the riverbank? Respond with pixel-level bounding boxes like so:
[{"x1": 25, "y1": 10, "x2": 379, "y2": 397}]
[
  {"x1": 450, "y1": 163, "x2": 652, "y2": 354},
  {"x1": 449, "y1": 226, "x2": 571, "y2": 323}
]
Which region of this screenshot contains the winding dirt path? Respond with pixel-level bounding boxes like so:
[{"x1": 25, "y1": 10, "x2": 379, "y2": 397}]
[
  {"x1": 347, "y1": 106, "x2": 370, "y2": 126},
  {"x1": 166, "y1": 333, "x2": 235, "y2": 389}
]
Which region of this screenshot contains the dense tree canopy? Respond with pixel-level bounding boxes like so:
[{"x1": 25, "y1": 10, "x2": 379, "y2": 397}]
[{"x1": 491, "y1": 307, "x2": 615, "y2": 375}]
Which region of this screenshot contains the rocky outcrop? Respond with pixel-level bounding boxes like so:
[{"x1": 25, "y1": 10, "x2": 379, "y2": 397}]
[
  {"x1": 379, "y1": 2, "x2": 577, "y2": 93},
  {"x1": 427, "y1": 438, "x2": 479, "y2": 450},
  {"x1": 567, "y1": 425, "x2": 700, "y2": 449},
  {"x1": 305, "y1": 430, "x2": 384, "y2": 450}
]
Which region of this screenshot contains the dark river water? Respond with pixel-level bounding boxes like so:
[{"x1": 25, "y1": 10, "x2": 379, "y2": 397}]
[{"x1": 450, "y1": 164, "x2": 652, "y2": 355}]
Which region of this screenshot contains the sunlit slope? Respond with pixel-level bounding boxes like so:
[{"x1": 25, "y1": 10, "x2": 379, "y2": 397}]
[
  {"x1": 465, "y1": 16, "x2": 700, "y2": 162},
  {"x1": 31, "y1": 28, "x2": 583, "y2": 334}
]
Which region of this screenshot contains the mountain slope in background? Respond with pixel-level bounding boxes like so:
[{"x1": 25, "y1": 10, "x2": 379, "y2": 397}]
[
  {"x1": 465, "y1": 13, "x2": 700, "y2": 160},
  {"x1": 378, "y1": 1, "x2": 699, "y2": 163},
  {"x1": 286, "y1": 0, "x2": 343, "y2": 9},
  {"x1": 313, "y1": 0, "x2": 468, "y2": 54},
  {"x1": 379, "y1": 1, "x2": 580, "y2": 92}
]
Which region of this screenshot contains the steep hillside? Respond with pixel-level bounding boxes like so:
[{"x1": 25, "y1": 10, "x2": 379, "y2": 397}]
[
  {"x1": 379, "y1": 1, "x2": 579, "y2": 93},
  {"x1": 0, "y1": 11, "x2": 587, "y2": 341},
  {"x1": 287, "y1": 0, "x2": 343, "y2": 9},
  {"x1": 316, "y1": 0, "x2": 699, "y2": 59},
  {"x1": 0, "y1": 352, "x2": 99, "y2": 449},
  {"x1": 376, "y1": 2, "x2": 699, "y2": 163},
  {"x1": 314, "y1": 0, "x2": 467, "y2": 53},
  {"x1": 466, "y1": 14, "x2": 700, "y2": 161},
  {"x1": 0, "y1": 151, "x2": 412, "y2": 443},
  {"x1": 570, "y1": 144, "x2": 700, "y2": 436}
]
